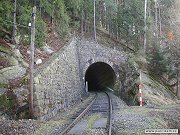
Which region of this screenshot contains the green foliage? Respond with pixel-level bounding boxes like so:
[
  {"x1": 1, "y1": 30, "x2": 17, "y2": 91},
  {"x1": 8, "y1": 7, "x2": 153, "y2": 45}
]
[
  {"x1": 160, "y1": 0, "x2": 175, "y2": 8},
  {"x1": 0, "y1": 0, "x2": 13, "y2": 37},
  {"x1": 82, "y1": 0, "x2": 94, "y2": 21},
  {"x1": 16, "y1": 0, "x2": 46, "y2": 47},
  {"x1": 159, "y1": 0, "x2": 175, "y2": 25},
  {"x1": 17, "y1": 0, "x2": 31, "y2": 29},
  {"x1": 64, "y1": 0, "x2": 84, "y2": 30},
  {"x1": 40, "y1": 0, "x2": 70, "y2": 37},
  {"x1": 116, "y1": 0, "x2": 145, "y2": 49},
  {"x1": 0, "y1": 94, "x2": 7, "y2": 108},
  {"x1": 16, "y1": 0, "x2": 31, "y2": 45},
  {"x1": 0, "y1": 83, "x2": 8, "y2": 88},
  {"x1": 0, "y1": 94, "x2": 15, "y2": 109},
  {"x1": 0, "y1": 0, "x2": 49, "y2": 47},
  {"x1": 40, "y1": 0, "x2": 54, "y2": 15},
  {"x1": 148, "y1": 46, "x2": 168, "y2": 77},
  {"x1": 35, "y1": 14, "x2": 47, "y2": 48},
  {"x1": 64, "y1": 0, "x2": 83, "y2": 15}
]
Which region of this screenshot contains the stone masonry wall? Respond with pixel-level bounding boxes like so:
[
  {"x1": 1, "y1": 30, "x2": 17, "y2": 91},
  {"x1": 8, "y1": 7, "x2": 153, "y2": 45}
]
[
  {"x1": 33, "y1": 38, "x2": 133, "y2": 120},
  {"x1": 77, "y1": 40, "x2": 128, "y2": 93},
  {"x1": 33, "y1": 38, "x2": 83, "y2": 120}
]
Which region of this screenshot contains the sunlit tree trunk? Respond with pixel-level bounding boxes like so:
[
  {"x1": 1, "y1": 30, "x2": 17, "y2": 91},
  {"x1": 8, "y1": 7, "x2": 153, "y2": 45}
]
[
  {"x1": 154, "y1": 0, "x2": 158, "y2": 40},
  {"x1": 143, "y1": 0, "x2": 147, "y2": 55}
]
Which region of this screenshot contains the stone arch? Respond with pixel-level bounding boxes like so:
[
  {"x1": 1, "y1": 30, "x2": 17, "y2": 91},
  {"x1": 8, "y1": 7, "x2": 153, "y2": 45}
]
[
  {"x1": 83, "y1": 58, "x2": 117, "y2": 91},
  {"x1": 82, "y1": 57, "x2": 115, "y2": 78}
]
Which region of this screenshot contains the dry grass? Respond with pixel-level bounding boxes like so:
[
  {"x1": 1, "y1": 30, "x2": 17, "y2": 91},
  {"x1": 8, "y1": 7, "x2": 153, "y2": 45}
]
[
  {"x1": 34, "y1": 120, "x2": 64, "y2": 135},
  {"x1": 34, "y1": 93, "x2": 96, "y2": 134},
  {"x1": 141, "y1": 72, "x2": 176, "y2": 107}
]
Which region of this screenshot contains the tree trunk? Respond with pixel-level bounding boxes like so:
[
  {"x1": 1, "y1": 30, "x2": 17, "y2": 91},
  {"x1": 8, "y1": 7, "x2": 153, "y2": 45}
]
[
  {"x1": 143, "y1": 0, "x2": 147, "y2": 55},
  {"x1": 84, "y1": 6, "x2": 87, "y2": 34},
  {"x1": 176, "y1": 65, "x2": 180, "y2": 99},
  {"x1": 51, "y1": 2, "x2": 55, "y2": 28},
  {"x1": 155, "y1": 0, "x2": 158, "y2": 40},
  {"x1": 81, "y1": 8, "x2": 84, "y2": 39},
  {"x1": 159, "y1": 7, "x2": 162, "y2": 36},
  {"x1": 12, "y1": 0, "x2": 17, "y2": 44},
  {"x1": 94, "y1": 0, "x2": 97, "y2": 41}
]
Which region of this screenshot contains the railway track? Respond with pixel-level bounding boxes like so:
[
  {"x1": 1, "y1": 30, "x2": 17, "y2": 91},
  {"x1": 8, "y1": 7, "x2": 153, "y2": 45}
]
[{"x1": 60, "y1": 92, "x2": 112, "y2": 135}]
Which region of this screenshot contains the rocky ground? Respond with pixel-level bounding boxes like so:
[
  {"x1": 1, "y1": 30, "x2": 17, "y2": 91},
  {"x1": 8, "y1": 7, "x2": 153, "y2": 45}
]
[
  {"x1": 85, "y1": 128, "x2": 108, "y2": 135},
  {"x1": 0, "y1": 119, "x2": 40, "y2": 135},
  {"x1": 0, "y1": 92, "x2": 180, "y2": 135},
  {"x1": 0, "y1": 31, "x2": 70, "y2": 121},
  {"x1": 0, "y1": 92, "x2": 106, "y2": 135},
  {"x1": 111, "y1": 93, "x2": 180, "y2": 135},
  {"x1": 0, "y1": 93, "x2": 95, "y2": 135}
]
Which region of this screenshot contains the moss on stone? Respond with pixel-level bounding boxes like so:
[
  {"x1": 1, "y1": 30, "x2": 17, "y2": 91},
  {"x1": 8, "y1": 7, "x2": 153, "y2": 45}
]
[
  {"x1": 34, "y1": 75, "x2": 41, "y2": 84},
  {"x1": 0, "y1": 94, "x2": 16, "y2": 109},
  {"x1": 86, "y1": 113, "x2": 101, "y2": 129},
  {"x1": 0, "y1": 94, "x2": 8, "y2": 108},
  {"x1": 1, "y1": 66, "x2": 26, "y2": 80},
  {"x1": 0, "y1": 46, "x2": 10, "y2": 54},
  {"x1": 0, "y1": 83, "x2": 8, "y2": 88},
  {"x1": 21, "y1": 75, "x2": 29, "y2": 85},
  {"x1": 0, "y1": 74, "x2": 8, "y2": 85},
  {"x1": 8, "y1": 56, "x2": 19, "y2": 66}
]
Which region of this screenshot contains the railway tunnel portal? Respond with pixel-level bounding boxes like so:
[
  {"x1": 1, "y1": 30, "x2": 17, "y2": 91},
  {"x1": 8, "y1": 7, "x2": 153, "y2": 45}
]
[
  {"x1": 33, "y1": 39, "x2": 130, "y2": 120},
  {"x1": 85, "y1": 62, "x2": 115, "y2": 91}
]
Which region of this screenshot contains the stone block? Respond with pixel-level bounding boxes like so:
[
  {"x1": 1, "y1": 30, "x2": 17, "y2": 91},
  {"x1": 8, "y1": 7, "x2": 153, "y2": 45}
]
[
  {"x1": 9, "y1": 56, "x2": 19, "y2": 66},
  {"x1": 34, "y1": 75, "x2": 41, "y2": 84},
  {"x1": 14, "y1": 49, "x2": 23, "y2": 59},
  {"x1": 34, "y1": 92, "x2": 40, "y2": 100},
  {"x1": 1, "y1": 66, "x2": 26, "y2": 80},
  {"x1": 34, "y1": 84, "x2": 42, "y2": 92},
  {"x1": 21, "y1": 60, "x2": 29, "y2": 68},
  {"x1": 0, "y1": 88, "x2": 7, "y2": 95},
  {"x1": 43, "y1": 108, "x2": 49, "y2": 114},
  {"x1": 34, "y1": 106, "x2": 41, "y2": 117},
  {"x1": 35, "y1": 59, "x2": 42, "y2": 65},
  {"x1": 0, "y1": 74, "x2": 8, "y2": 84},
  {"x1": 44, "y1": 99, "x2": 49, "y2": 105}
]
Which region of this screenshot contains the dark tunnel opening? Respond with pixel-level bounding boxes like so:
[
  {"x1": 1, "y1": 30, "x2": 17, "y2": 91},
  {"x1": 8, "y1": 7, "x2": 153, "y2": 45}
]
[{"x1": 85, "y1": 62, "x2": 115, "y2": 91}]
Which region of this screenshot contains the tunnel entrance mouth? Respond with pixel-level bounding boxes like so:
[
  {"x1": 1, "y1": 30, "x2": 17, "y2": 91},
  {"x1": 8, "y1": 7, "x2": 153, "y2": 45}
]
[{"x1": 85, "y1": 62, "x2": 115, "y2": 91}]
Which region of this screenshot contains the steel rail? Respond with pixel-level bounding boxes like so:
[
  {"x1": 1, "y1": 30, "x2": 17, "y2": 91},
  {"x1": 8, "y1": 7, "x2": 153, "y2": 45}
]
[
  {"x1": 105, "y1": 92, "x2": 112, "y2": 135},
  {"x1": 60, "y1": 93, "x2": 97, "y2": 135}
]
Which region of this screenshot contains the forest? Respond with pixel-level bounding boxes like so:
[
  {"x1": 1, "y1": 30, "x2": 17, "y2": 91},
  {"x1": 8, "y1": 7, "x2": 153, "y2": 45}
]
[{"x1": 0, "y1": 0, "x2": 179, "y2": 97}]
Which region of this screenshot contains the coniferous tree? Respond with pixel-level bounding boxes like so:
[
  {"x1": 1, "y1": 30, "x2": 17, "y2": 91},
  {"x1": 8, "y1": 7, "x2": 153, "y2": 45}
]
[
  {"x1": 0, "y1": 0, "x2": 13, "y2": 38},
  {"x1": 148, "y1": 45, "x2": 168, "y2": 78}
]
